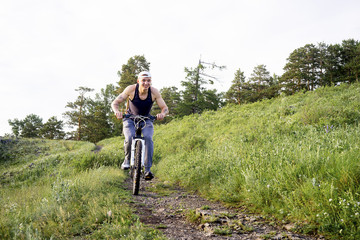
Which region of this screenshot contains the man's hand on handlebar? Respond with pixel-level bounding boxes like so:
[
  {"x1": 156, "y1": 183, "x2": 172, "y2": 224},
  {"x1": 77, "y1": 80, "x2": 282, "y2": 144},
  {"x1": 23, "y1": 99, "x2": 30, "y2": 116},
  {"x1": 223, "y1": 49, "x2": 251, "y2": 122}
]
[
  {"x1": 156, "y1": 113, "x2": 165, "y2": 120},
  {"x1": 115, "y1": 111, "x2": 123, "y2": 119}
]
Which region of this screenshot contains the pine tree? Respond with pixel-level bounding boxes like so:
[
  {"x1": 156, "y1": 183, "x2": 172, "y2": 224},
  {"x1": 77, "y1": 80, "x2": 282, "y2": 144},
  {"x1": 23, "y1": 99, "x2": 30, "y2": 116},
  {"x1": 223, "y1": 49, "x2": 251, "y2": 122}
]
[
  {"x1": 178, "y1": 59, "x2": 225, "y2": 116},
  {"x1": 117, "y1": 55, "x2": 150, "y2": 93},
  {"x1": 225, "y1": 69, "x2": 247, "y2": 104},
  {"x1": 84, "y1": 84, "x2": 121, "y2": 143},
  {"x1": 8, "y1": 114, "x2": 43, "y2": 138},
  {"x1": 41, "y1": 116, "x2": 65, "y2": 139},
  {"x1": 63, "y1": 87, "x2": 94, "y2": 140}
]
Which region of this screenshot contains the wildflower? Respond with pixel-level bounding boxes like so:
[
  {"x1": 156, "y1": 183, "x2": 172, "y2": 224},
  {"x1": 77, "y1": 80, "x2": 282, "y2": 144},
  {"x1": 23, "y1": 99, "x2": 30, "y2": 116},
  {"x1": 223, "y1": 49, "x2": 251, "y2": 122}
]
[
  {"x1": 355, "y1": 212, "x2": 359, "y2": 216},
  {"x1": 329, "y1": 198, "x2": 332, "y2": 202},
  {"x1": 312, "y1": 178, "x2": 316, "y2": 187},
  {"x1": 107, "y1": 210, "x2": 112, "y2": 217},
  {"x1": 267, "y1": 184, "x2": 270, "y2": 188},
  {"x1": 312, "y1": 178, "x2": 320, "y2": 187}
]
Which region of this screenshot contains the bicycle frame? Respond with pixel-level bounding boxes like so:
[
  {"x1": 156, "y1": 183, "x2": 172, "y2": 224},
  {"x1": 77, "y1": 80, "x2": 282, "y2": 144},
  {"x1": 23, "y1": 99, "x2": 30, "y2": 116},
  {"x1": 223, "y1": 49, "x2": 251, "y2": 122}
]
[
  {"x1": 126, "y1": 114, "x2": 155, "y2": 169},
  {"x1": 123, "y1": 114, "x2": 156, "y2": 195}
]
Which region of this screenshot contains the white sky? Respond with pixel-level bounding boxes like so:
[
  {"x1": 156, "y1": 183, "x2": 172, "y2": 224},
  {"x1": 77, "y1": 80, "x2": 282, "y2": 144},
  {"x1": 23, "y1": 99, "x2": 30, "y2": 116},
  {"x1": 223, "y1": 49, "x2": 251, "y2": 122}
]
[{"x1": 1, "y1": 0, "x2": 360, "y2": 136}]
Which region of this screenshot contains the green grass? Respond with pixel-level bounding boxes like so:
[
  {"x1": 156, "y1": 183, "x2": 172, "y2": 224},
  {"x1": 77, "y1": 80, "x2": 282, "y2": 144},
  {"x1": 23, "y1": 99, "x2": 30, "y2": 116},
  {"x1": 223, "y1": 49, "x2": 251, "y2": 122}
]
[
  {"x1": 213, "y1": 227, "x2": 232, "y2": 236},
  {"x1": 2, "y1": 82, "x2": 360, "y2": 239},
  {"x1": 151, "y1": 82, "x2": 360, "y2": 239},
  {"x1": 0, "y1": 138, "x2": 166, "y2": 239}
]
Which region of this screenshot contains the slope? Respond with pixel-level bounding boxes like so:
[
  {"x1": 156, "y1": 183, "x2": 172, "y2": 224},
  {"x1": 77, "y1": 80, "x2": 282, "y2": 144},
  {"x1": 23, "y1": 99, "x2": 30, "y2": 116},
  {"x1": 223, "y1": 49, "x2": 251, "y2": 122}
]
[{"x1": 152, "y1": 82, "x2": 360, "y2": 238}]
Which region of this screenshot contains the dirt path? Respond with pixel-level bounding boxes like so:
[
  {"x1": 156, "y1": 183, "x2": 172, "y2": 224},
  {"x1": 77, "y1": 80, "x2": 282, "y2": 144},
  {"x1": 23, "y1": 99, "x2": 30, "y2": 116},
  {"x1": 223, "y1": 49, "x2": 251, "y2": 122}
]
[{"x1": 125, "y1": 177, "x2": 325, "y2": 240}]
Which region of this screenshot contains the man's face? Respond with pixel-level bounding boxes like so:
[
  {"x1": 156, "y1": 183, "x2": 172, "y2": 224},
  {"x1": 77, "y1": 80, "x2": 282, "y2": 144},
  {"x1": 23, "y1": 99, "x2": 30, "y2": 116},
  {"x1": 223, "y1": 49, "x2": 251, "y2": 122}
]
[{"x1": 138, "y1": 77, "x2": 152, "y2": 89}]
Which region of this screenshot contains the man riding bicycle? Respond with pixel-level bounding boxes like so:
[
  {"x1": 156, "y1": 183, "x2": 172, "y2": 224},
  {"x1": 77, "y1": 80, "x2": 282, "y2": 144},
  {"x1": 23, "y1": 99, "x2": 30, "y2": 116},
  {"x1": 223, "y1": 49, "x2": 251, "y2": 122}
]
[{"x1": 111, "y1": 71, "x2": 168, "y2": 180}]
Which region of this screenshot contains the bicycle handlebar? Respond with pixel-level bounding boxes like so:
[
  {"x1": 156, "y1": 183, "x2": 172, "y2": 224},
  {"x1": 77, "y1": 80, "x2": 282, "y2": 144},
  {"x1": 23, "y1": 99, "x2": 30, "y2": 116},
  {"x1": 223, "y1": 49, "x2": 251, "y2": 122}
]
[{"x1": 123, "y1": 114, "x2": 157, "y2": 121}]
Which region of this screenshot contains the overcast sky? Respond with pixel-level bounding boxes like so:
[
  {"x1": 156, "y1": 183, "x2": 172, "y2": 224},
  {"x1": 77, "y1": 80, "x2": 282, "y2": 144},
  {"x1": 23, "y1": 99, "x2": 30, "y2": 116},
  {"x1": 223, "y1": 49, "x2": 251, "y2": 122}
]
[{"x1": 1, "y1": 0, "x2": 360, "y2": 136}]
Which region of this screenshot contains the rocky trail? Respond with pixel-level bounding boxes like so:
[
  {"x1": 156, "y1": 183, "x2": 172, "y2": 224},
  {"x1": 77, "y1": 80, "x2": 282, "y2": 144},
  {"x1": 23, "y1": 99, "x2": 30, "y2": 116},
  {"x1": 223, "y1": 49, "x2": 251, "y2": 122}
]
[{"x1": 124, "y1": 177, "x2": 325, "y2": 240}]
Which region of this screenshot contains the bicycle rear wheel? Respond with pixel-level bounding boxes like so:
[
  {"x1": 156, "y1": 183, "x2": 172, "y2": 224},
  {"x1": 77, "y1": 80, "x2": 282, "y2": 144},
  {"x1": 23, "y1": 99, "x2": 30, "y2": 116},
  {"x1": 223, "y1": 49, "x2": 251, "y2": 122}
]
[{"x1": 132, "y1": 140, "x2": 142, "y2": 195}]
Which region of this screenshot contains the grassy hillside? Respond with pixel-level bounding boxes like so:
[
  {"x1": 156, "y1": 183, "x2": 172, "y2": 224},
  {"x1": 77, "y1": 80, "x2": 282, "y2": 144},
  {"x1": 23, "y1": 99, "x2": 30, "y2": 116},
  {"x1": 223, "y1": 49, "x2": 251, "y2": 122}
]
[
  {"x1": 152, "y1": 83, "x2": 360, "y2": 239},
  {"x1": 0, "y1": 138, "x2": 165, "y2": 239},
  {"x1": 1, "y1": 83, "x2": 359, "y2": 239}
]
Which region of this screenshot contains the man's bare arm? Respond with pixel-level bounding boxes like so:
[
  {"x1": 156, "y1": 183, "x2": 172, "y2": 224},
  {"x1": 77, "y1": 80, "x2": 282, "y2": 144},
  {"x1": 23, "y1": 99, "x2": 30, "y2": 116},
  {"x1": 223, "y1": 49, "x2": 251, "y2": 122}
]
[
  {"x1": 153, "y1": 88, "x2": 168, "y2": 120},
  {"x1": 158, "y1": 98, "x2": 169, "y2": 115},
  {"x1": 111, "y1": 91, "x2": 129, "y2": 119},
  {"x1": 111, "y1": 92, "x2": 127, "y2": 111}
]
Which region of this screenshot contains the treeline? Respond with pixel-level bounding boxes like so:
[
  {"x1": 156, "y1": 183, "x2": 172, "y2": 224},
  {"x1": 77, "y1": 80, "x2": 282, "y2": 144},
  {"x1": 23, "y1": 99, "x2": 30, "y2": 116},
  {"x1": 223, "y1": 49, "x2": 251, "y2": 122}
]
[
  {"x1": 225, "y1": 39, "x2": 360, "y2": 104},
  {"x1": 8, "y1": 85, "x2": 121, "y2": 143},
  {"x1": 7, "y1": 39, "x2": 360, "y2": 143}
]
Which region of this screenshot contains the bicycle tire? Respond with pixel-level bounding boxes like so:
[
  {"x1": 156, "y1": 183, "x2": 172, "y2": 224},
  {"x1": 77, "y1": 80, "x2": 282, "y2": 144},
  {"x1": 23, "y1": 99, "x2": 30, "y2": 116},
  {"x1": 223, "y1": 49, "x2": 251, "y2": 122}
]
[{"x1": 132, "y1": 140, "x2": 142, "y2": 195}]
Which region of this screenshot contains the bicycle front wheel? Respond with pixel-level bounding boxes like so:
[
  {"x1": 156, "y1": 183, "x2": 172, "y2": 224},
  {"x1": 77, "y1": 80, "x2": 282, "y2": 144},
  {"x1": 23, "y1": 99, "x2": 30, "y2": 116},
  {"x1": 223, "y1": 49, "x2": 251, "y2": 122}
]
[{"x1": 132, "y1": 140, "x2": 142, "y2": 195}]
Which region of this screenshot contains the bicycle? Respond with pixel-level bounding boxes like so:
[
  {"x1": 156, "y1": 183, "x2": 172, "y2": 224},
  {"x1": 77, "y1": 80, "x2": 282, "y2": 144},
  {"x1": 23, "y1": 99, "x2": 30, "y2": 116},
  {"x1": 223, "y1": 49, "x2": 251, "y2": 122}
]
[{"x1": 123, "y1": 114, "x2": 157, "y2": 195}]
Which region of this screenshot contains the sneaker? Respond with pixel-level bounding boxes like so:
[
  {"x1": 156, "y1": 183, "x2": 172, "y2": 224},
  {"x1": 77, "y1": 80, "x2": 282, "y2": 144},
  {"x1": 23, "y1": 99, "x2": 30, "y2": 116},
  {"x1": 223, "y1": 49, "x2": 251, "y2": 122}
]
[
  {"x1": 144, "y1": 171, "x2": 154, "y2": 181},
  {"x1": 121, "y1": 160, "x2": 130, "y2": 170}
]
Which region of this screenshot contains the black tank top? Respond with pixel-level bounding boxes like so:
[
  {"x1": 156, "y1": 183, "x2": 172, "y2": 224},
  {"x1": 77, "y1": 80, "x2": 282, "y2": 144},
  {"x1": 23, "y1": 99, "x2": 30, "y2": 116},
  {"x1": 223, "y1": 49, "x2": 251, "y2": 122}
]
[{"x1": 127, "y1": 84, "x2": 153, "y2": 116}]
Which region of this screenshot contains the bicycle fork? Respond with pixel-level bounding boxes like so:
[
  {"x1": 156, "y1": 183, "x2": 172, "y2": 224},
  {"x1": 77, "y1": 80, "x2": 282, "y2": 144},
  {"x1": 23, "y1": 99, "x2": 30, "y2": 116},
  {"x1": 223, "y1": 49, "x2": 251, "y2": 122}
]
[{"x1": 130, "y1": 137, "x2": 146, "y2": 167}]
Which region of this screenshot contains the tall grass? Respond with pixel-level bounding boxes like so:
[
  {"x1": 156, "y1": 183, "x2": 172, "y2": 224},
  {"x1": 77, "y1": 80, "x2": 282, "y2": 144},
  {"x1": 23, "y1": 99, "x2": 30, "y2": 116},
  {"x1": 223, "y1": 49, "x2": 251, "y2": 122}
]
[
  {"x1": 0, "y1": 139, "x2": 165, "y2": 239},
  {"x1": 2, "y1": 83, "x2": 359, "y2": 239},
  {"x1": 152, "y1": 83, "x2": 360, "y2": 239}
]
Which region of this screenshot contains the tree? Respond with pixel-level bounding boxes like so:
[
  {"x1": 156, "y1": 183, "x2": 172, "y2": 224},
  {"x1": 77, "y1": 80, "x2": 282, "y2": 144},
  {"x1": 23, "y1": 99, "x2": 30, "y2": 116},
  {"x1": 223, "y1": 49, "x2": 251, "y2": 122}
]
[
  {"x1": 247, "y1": 64, "x2": 279, "y2": 101},
  {"x1": 117, "y1": 55, "x2": 150, "y2": 93},
  {"x1": 225, "y1": 69, "x2": 248, "y2": 104},
  {"x1": 281, "y1": 40, "x2": 360, "y2": 94},
  {"x1": 304, "y1": 44, "x2": 321, "y2": 91},
  {"x1": 98, "y1": 84, "x2": 123, "y2": 137},
  {"x1": 85, "y1": 101, "x2": 111, "y2": 143},
  {"x1": 63, "y1": 86, "x2": 94, "y2": 140},
  {"x1": 41, "y1": 116, "x2": 65, "y2": 139},
  {"x1": 281, "y1": 44, "x2": 321, "y2": 94},
  {"x1": 84, "y1": 84, "x2": 121, "y2": 143},
  {"x1": 201, "y1": 89, "x2": 224, "y2": 111},
  {"x1": 249, "y1": 64, "x2": 272, "y2": 92},
  {"x1": 151, "y1": 86, "x2": 181, "y2": 121},
  {"x1": 343, "y1": 41, "x2": 360, "y2": 83},
  {"x1": 22, "y1": 114, "x2": 43, "y2": 138},
  {"x1": 322, "y1": 43, "x2": 343, "y2": 85},
  {"x1": 8, "y1": 114, "x2": 43, "y2": 138},
  {"x1": 178, "y1": 59, "x2": 225, "y2": 116},
  {"x1": 8, "y1": 118, "x2": 22, "y2": 137}
]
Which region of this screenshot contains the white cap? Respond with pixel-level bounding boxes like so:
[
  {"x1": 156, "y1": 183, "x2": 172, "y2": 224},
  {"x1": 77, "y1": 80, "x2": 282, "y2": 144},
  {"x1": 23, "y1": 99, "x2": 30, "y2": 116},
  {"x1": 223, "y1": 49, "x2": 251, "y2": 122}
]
[{"x1": 138, "y1": 71, "x2": 151, "y2": 79}]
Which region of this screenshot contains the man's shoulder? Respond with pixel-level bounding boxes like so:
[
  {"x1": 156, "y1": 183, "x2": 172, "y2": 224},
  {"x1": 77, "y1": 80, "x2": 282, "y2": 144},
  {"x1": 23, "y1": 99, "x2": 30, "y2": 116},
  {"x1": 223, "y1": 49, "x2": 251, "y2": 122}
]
[
  {"x1": 150, "y1": 86, "x2": 160, "y2": 95},
  {"x1": 124, "y1": 84, "x2": 137, "y2": 94}
]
